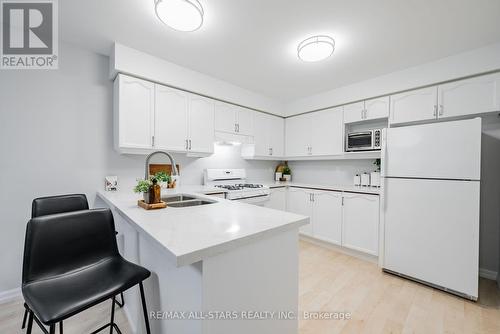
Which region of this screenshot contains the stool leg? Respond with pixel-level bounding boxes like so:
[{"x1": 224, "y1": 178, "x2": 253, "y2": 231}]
[
  {"x1": 139, "y1": 282, "x2": 151, "y2": 334},
  {"x1": 59, "y1": 321, "x2": 63, "y2": 334},
  {"x1": 49, "y1": 324, "x2": 55, "y2": 334},
  {"x1": 26, "y1": 311, "x2": 34, "y2": 334},
  {"x1": 22, "y1": 308, "x2": 28, "y2": 329},
  {"x1": 109, "y1": 296, "x2": 116, "y2": 334}
]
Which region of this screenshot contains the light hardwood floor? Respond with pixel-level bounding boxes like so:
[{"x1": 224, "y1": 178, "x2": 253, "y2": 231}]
[
  {"x1": 1, "y1": 240, "x2": 499, "y2": 333},
  {"x1": 298, "y1": 240, "x2": 500, "y2": 334}
]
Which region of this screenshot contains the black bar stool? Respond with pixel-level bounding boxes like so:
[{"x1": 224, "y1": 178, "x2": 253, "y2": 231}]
[
  {"x1": 21, "y1": 194, "x2": 125, "y2": 330},
  {"x1": 22, "y1": 208, "x2": 151, "y2": 334}
]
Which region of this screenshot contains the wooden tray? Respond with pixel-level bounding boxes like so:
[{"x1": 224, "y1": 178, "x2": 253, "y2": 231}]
[{"x1": 138, "y1": 200, "x2": 167, "y2": 210}]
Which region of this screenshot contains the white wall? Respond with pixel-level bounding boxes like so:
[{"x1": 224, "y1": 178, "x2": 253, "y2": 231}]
[
  {"x1": 111, "y1": 43, "x2": 284, "y2": 116},
  {"x1": 0, "y1": 43, "x2": 277, "y2": 295},
  {"x1": 480, "y1": 120, "x2": 500, "y2": 276},
  {"x1": 287, "y1": 160, "x2": 376, "y2": 186},
  {"x1": 286, "y1": 42, "x2": 500, "y2": 116}
]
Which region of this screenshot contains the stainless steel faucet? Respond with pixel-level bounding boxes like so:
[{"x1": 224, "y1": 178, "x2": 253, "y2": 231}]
[{"x1": 144, "y1": 151, "x2": 179, "y2": 180}]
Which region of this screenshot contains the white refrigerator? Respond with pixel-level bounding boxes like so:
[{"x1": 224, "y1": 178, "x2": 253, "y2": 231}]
[{"x1": 382, "y1": 118, "x2": 481, "y2": 300}]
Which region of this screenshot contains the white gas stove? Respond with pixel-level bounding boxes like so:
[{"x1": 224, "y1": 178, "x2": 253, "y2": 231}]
[{"x1": 203, "y1": 169, "x2": 270, "y2": 205}]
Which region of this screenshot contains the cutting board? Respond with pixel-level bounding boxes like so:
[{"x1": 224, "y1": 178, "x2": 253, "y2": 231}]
[{"x1": 148, "y1": 164, "x2": 180, "y2": 177}]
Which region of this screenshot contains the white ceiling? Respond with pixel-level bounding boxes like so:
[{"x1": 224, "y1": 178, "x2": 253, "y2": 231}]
[{"x1": 61, "y1": 0, "x2": 500, "y2": 102}]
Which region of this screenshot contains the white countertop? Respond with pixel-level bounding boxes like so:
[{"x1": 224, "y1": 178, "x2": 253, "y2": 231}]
[
  {"x1": 265, "y1": 181, "x2": 381, "y2": 195},
  {"x1": 97, "y1": 187, "x2": 308, "y2": 267}
]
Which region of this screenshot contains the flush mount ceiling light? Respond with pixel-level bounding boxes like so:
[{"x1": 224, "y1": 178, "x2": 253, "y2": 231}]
[
  {"x1": 297, "y1": 35, "x2": 335, "y2": 62},
  {"x1": 155, "y1": 0, "x2": 204, "y2": 32}
]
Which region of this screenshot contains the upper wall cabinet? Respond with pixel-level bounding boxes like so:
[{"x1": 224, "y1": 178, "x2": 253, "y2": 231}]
[
  {"x1": 310, "y1": 107, "x2": 344, "y2": 156},
  {"x1": 389, "y1": 87, "x2": 438, "y2": 125},
  {"x1": 253, "y1": 112, "x2": 284, "y2": 157},
  {"x1": 285, "y1": 107, "x2": 344, "y2": 157},
  {"x1": 187, "y1": 94, "x2": 215, "y2": 155},
  {"x1": 154, "y1": 85, "x2": 189, "y2": 152},
  {"x1": 114, "y1": 75, "x2": 155, "y2": 151},
  {"x1": 215, "y1": 102, "x2": 254, "y2": 136},
  {"x1": 390, "y1": 73, "x2": 500, "y2": 126},
  {"x1": 343, "y1": 101, "x2": 364, "y2": 124},
  {"x1": 364, "y1": 97, "x2": 390, "y2": 121},
  {"x1": 344, "y1": 97, "x2": 389, "y2": 124},
  {"x1": 437, "y1": 73, "x2": 500, "y2": 119},
  {"x1": 114, "y1": 74, "x2": 214, "y2": 156}
]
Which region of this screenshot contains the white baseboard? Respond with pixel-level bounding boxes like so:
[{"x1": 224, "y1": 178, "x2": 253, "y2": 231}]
[
  {"x1": 300, "y1": 234, "x2": 378, "y2": 264},
  {"x1": 0, "y1": 287, "x2": 21, "y2": 304},
  {"x1": 479, "y1": 268, "x2": 498, "y2": 280}
]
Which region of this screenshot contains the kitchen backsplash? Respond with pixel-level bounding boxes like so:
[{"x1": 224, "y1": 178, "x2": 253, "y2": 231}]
[{"x1": 288, "y1": 159, "x2": 377, "y2": 185}]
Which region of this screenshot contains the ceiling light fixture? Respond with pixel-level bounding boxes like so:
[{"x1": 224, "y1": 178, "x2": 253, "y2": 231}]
[
  {"x1": 297, "y1": 35, "x2": 335, "y2": 62},
  {"x1": 155, "y1": 0, "x2": 204, "y2": 32}
]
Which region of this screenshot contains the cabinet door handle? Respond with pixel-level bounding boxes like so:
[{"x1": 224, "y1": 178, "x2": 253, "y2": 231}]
[
  {"x1": 189, "y1": 139, "x2": 192, "y2": 150},
  {"x1": 185, "y1": 139, "x2": 188, "y2": 150},
  {"x1": 237, "y1": 124, "x2": 240, "y2": 132},
  {"x1": 234, "y1": 123, "x2": 238, "y2": 132},
  {"x1": 270, "y1": 147, "x2": 273, "y2": 155},
  {"x1": 439, "y1": 104, "x2": 444, "y2": 116},
  {"x1": 152, "y1": 136, "x2": 155, "y2": 147},
  {"x1": 433, "y1": 105, "x2": 437, "y2": 117},
  {"x1": 342, "y1": 197, "x2": 344, "y2": 206}
]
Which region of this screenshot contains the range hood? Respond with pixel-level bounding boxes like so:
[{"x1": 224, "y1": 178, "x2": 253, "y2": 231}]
[{"x1": 214, "y1": 131, "x2": 253, "y2": 146}]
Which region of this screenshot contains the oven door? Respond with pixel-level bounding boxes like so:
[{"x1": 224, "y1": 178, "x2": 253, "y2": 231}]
[
  {"x1": 234, "y1": 194, "x2": 270, "y2": 206},
  {"x1": 346, "y1": 131, "x2": 374, "y2": 151}
]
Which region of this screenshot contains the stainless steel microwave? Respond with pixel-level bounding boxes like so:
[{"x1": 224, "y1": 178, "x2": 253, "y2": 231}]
[{"x1": 346, "y1": 129, "x2": 381, "y2": 151}]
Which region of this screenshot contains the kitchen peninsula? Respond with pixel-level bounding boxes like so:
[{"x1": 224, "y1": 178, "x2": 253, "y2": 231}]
[{"x1": 96, "y1": 188, "x2": 309, "y2": 334}]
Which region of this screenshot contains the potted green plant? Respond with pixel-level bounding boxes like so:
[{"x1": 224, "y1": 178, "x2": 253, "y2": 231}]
[
  {"x1": 153, "y1": 171, "x2": 171, "y2": 188},
  {"x1": 134, "y1": 179, "x2": 152, "y2": 203},
  {"x1": 282, "y1": 166, "x2": 292, "y2": 181}
]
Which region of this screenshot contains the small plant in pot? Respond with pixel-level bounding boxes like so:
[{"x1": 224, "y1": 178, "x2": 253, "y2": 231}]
[
  {"x1": 134, "y1": 179, "x2": 153, "y2": 203},
  {"x1": 153, "y1": 171, "x2": 171, "y2": 188},
  {"x1": 282, "y1": 166, "x2": 292, "y2": 181}
]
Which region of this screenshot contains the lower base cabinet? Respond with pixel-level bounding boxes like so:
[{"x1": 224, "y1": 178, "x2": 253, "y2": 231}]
[
  {"x1": 286, "y1": 188, "x2": 313, "y2": 236},
  {"x1": 342, "y1": 193, "x2": 380, "y2": 256},
  {"x1": 311, "y1": 191, "x2": 343, "y2": 246},
  {"x1": 285, "y1": 187, "x2": 380, "y2": 256},
  {"x1": 264, "y1": 187, "x2": 287, "y2": 211}
]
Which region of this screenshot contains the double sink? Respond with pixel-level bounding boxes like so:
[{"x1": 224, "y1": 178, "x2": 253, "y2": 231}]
[{"x1": 162, "y1": 194, "x2": 216, "y2": 208}]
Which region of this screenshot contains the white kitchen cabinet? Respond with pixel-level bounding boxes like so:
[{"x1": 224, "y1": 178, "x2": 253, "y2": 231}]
[
  {"x1": 343, "y1": 98, "x2": 389, "y2": 124},
  {"x1": 286, "y1": 108, "x2": 343, "y2": 157},
  {"x1": 437, "y1": 73, "x2": 500, "y2": 119},
  {"x1": 253, "y1": 112, "x2": 284, "y2": 157},
  {"x1": 215, "y1": 102, "x2": 237, "y2": 133},
  {"x1": 154, "y1": 85, "x2": 188, "y2": 152},
  {"x1": 115, "y1": 74, "x2": 215, "y2": 156},
  {"x1": 342, "y1": 193, "x2": 379, "y2": 255},
  {"x1": 285, "y1": 114, "x2": 311, "y2": 157},
  {"x1": 364, "y1": 97, "x2": 390, "y2": 121},
  {"x1": 265, "y1": 187, "x2": 287, "y2": 211},
  {"x1": 312, "y1": 191, "x2": 343, "y2": 246},
  {"x1": 188, "y1": 95, "x2": 215, "y2": 155},
  {"x1": 390, "y1": 87, "x2": 438, "y2": 125},
  {"x1": 114, "y1": 74, "x2": 155, "y2": 151},
  {"x1": 215, "y1": 102, "x2": 254, "y2": 136},
  {"x1": 236, "y1": 106, "x2": 254, "y2": 135},
  {"x1": 343, "y1": 102, "x2": 364, "y2": 123},
  {"x1": 287, "y1": 187, "x2": 313, "y2": 236},
  {"x1": 310, "y1": 107, "x2": 343, "y2": 156},
  {"x1": 269, "y1": 115, "x2": 285, "y2": 157}
]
